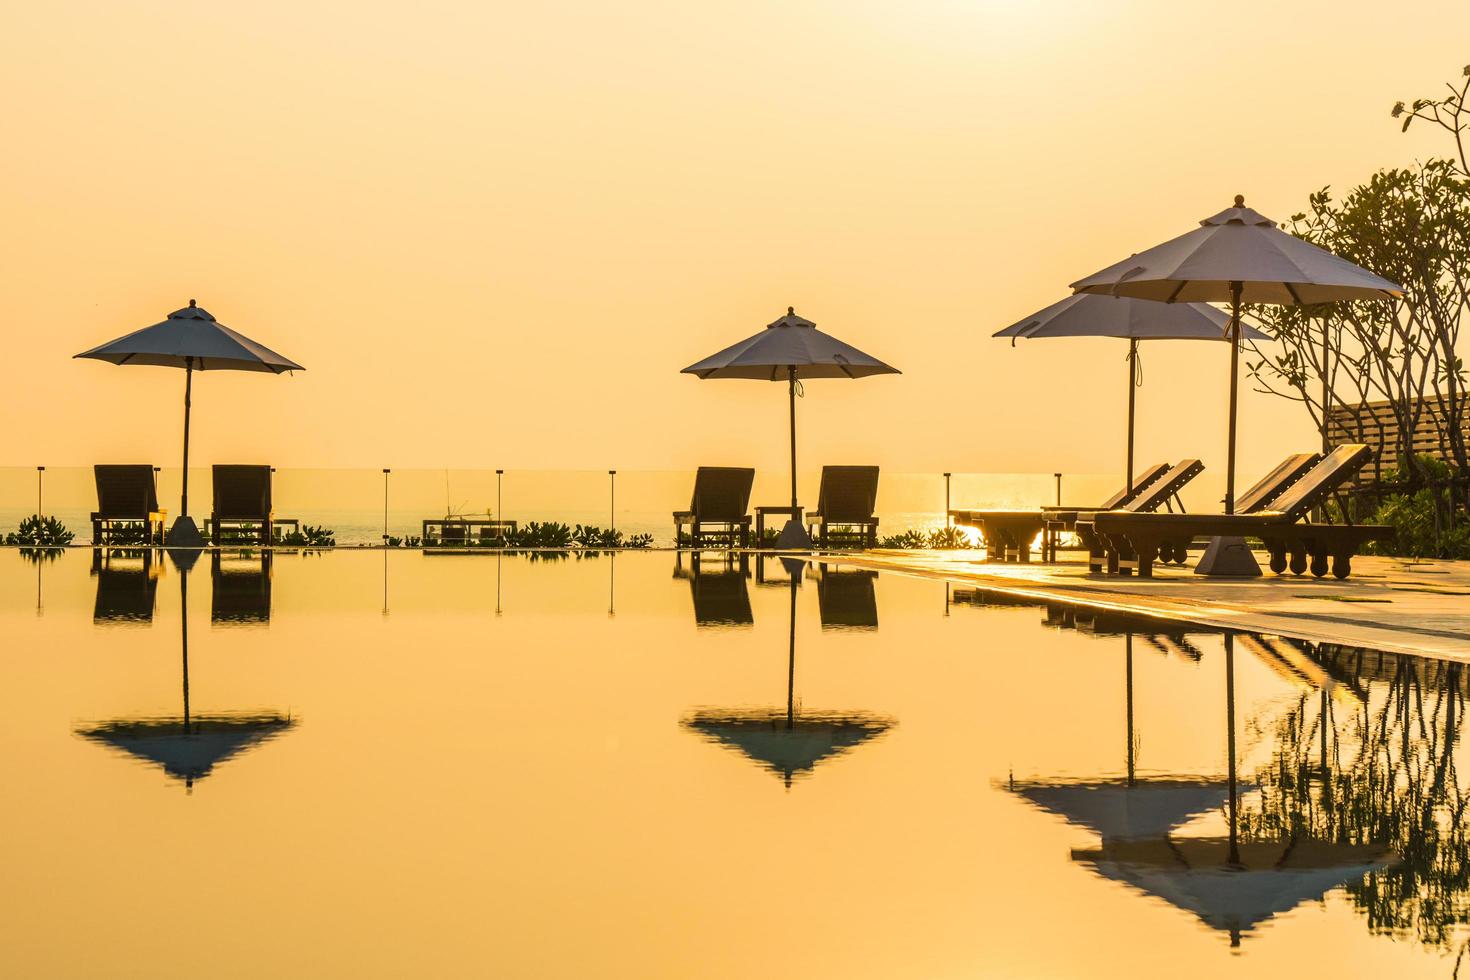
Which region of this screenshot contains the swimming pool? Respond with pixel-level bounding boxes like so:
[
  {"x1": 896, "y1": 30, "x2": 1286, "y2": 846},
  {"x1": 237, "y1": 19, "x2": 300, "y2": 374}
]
[{"x1": 1, "y1": 547, "x2": 1464, "y2": 977}]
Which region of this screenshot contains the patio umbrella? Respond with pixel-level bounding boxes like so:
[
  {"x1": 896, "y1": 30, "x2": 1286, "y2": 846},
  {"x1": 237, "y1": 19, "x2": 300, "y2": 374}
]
[
  {"x1": 75, "y1": 300, "x2": 304, "y2": 545},
  {"x1": 682, "y1": 558, "x2": 895, "y2": 787},
  {"x1": 74, "y1": 547, "x2": 294, "y2": 789},
  {"x1": 682, "y1": 308, "x2": 899, "y2": 548},
  {"x1": 1070, "y1": 197, "x2": 1400, "y2": 573},
  {"x1": 994, "y1": 294, "x2": 1268, "y2": 493}
]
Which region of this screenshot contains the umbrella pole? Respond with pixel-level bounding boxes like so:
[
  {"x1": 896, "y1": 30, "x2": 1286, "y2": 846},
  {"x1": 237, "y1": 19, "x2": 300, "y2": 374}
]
[
  {"x1": 787, "y1": 367, "x2": 798, "y2": 510},
  {"x1": 181, "y1": 357, "x2": 194, "y2": 519},
  {"x1": 786, "y1": 576, "x2": 797, "y2": 728},
  {"x1": 1126, "y1": 339, "x2": 1138, "y2": 493},
  {"x1": 1225, "y1": 283, "x2": 1242, "y2": 515}
]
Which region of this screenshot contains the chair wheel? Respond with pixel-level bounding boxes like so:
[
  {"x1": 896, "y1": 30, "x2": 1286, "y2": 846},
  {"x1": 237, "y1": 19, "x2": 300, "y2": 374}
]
[
  {"x1": 1332, "y1": 555, "x2": 1352, "y2": 579},
  {"x1": 1310, "y1": 553, "x2": 1329, "y2": 578},
  {"x1": 1268, "y1": 551, "x2": 1287, "y2": 574},
  {"x1": 1289, "y1": 551, "x2": 1307, "y2": 576}
]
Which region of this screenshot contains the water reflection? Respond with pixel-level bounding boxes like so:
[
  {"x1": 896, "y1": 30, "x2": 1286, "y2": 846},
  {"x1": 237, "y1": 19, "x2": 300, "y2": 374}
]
[
  {"x1": 74, "y1": 548, "x2": 294, "y2": 790},
  {"x1": 683, "y1": 558, "x2": 895, "y2": 787},
  {"x1": 815, "y1": 564, "x2": 878, "y2": 630},
  {"x1": 211, "y1": 549, "x2": 272, "y2": 625},
  {"x1": 674, "y1": 551, "x2": 753, "y2": 628},
  {"x1": 91, "y1": 547, "x2": 160, "y2": 625}
]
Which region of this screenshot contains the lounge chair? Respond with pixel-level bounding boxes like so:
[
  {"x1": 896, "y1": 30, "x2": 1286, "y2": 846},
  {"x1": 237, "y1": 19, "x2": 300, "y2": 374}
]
[
  {"x1": 1083, "y1": 452, "x2": 1319, "y2": 574},
  {"x1": 1075, "y1": 459, "x2": 1205, "y2": 572},
  {"x1": 805, "y1": 466, "x2": 880, "y2": 548},
  {"x1": 91, "y1": 465, "x2": 165, "y2": 544},
  {"x1": 1091, "y1": 444, "x2": 1392, "y2": 579},
  {"x1": 673, "y1": 467, "x2": 755, "y2": 548},
  {"x1": 949, "y1": 461, "x2": 1175, "y2": 563},
  {"x1": 209, "y1": 465, "x2": 273, "y2": 545}
]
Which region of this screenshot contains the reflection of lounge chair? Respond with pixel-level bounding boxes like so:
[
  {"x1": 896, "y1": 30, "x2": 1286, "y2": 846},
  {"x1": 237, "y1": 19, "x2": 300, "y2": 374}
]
[
  {"x1": 816, "y1": 567, "x2": 878, "y2": 629},
  {"x1": 209, "y1": 465, "x2": 274, "y2": 545},
  {"x1": 91, "y1": 465, "x2": 165, "y2": 544},
  {"x1": 805, "y1": 466, "x2": 880, "y2": 547},
  {"x1": 1076, "y1": 459, "x2": 1204, "y2": 572},
  {"x1": 677, "y1": 553, "x2": 754, "y2": 626},
  {"x1": 91, "y1": 548, "x2": 158, "y2": 624},
  {"x1": 950, "y1": 462, "x2": 1172, "y2": 563},
  {"x1": 1092, "y1": 444, "x2": 1392, "y2": 578},
  {"x1": 211, "y1": 550, "x2": 273, "y2": 624},
  {"x1": 673, "y1": 467, "x2": 755, "y2": 548}
]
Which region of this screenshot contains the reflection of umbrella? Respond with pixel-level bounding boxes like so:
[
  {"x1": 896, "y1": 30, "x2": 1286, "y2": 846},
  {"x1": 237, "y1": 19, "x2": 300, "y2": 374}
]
[
  {"x1": 1071, "y1": 198, "x2": 1400, "y2": 573},
  {"x1": 75, "y1": 548, "x2": 293, "y2": 789},
  {"x1": 682, "y1": 559, "x2": 894, "y2": 787},
  {"x1": 1011, "y1": 779, "x2": 1230, "y2": 842},
  {"x1": 682, "y1": 308, "x2": 899, "y2": 548},
  {"x1": 1072, "y1": 836, "x2": 1392, "y2": 944},
  {"x1": 994, "y1": 294, "x2": 1267, "y2": 493},
  {"x1": 75, "y1": 301, "x2": 304, "y2": 545}
]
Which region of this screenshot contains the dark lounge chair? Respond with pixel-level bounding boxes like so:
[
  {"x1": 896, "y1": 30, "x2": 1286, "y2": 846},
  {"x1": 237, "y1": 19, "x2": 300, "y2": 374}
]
[
  {"x1": 950, "y1": 461, "x2": 1177, "y2": 563},
  {"x1": 1091, "y1": 444, "x2": 1391, "y2": 579},
  {"x1": 91, "y1": 465, "x2": 165, "y2": 544},
  {"x1": 674, "y1": 467, "x2": 755, "y2": 548},
  {"x1": 805, "y1": 466, "x2": 880, "y2": 548},
  {"x1": 209, "y1": 465, "x2": 273, "y2": 545},
  {"x1": 1083, "y1": 452, "x2": 1319, "y2": 574},
  {"x1": 1076, "y1": 459, "x2": 1205, "y2": 571}
]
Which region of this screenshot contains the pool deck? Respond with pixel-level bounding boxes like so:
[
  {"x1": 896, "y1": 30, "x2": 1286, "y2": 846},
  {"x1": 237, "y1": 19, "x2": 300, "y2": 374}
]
[{"x1": 838, "y1": 549, "x2": 1470, "y2": 662}]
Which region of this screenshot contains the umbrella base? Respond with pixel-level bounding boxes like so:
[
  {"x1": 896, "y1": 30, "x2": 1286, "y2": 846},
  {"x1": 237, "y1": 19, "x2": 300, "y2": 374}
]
[
  {"x1": 165, "y1": 516, "x2": 205, "y2": 548},
  {"x1": 775, "y1": 518, "x2": 813, "y2": 550},
  {"x1": 1194, "y1": 536, "x2": 1262, "y2": 577}
]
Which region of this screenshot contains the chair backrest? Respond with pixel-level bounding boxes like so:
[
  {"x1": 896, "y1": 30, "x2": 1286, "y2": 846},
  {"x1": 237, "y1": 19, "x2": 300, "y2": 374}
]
[
  {"x1": 212, "y1": 465, "x2": 273, "y2": 519},
  {"x1": 1235, "y1": 453, "x2": 1321, "y2": 514},
  {"x1": 1099, "y1": 462, "x2": 1171, "y2": 510},
  {"x1": 815, "y1": 466, "x2": 879, "y2": 522},
  {"x1": 1263, "y1": 444, "x2": 1372, "y2": 520},
  {"x1": 1122, "y1": 459, "x2": 1204, "y2": 513},
  {"x1": 691, "y1": 467, "x2": 755, "y2": 521},
  {"x1": 94, "y1": 465, "x2": 159, "y2": 519}
]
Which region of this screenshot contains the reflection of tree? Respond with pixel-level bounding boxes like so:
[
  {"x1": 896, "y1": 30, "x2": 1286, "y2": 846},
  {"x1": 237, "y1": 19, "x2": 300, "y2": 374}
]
[{"x1": 1247, "y1": 644, "x2": 1470, "y2": 949}]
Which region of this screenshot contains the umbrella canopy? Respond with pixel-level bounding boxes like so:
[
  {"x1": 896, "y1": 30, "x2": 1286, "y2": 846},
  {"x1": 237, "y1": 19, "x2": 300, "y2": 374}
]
[
  {"x1": 682, "y1": 308, "x2": 898, "y2": 547},
  {"x1": 682, "y1": 308, "x2": 899, "y2": 380},
  {"x1": 1068, "y1": 197, "x2": 1400, "y2": 539},
  {"x1": 75, "y1": 300, "x2": 304, "y2": 544},
  {"x1": 994, "y1": 294, "x2": 1269, "y2": 493},
  {"x1": 74, "y1": 300, "x2": 303, "y2": 373},
  {"x1": 1072, "y1": 836, "x2": 1394, "y2": 945},
  {"x1": 994, "y1": 293, "x2": 1261, "y2": 342}
]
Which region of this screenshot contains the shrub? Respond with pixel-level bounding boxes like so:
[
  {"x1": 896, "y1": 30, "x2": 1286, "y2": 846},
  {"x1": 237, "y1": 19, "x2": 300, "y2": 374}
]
[
  {"x1": 1358, "y1": 457, "x2": 1470, "y2": 559},
  {"x1": 5, "y1": 515, "x2": 74, "y2": 547},
  {"x1": 280, "y1": 524, "x2": 336, "y2": 547},
  {"x1": 508, "y1": 521, "x2": 574, "y2": 548}
]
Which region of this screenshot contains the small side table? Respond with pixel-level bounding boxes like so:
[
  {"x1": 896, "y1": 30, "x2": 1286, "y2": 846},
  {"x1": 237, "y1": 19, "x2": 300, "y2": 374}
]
[{"x1": 755, "y1": 505, "x2": 804, "y2": 545}]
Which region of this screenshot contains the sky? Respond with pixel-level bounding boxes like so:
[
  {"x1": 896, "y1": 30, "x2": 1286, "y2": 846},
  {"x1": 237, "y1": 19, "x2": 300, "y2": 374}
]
[{"x1": 3, "y1": 0, "x2": 1467, "y2": 483}]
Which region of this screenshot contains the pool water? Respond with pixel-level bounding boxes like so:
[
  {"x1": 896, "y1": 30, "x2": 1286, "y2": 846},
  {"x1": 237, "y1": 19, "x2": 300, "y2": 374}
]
[{"x1": 1, "y1": 548, "x2": 1466, "y2": 978}]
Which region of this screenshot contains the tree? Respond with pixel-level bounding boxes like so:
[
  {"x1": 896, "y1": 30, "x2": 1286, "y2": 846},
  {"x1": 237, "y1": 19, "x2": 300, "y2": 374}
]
[{"x1": 1393, "y1": 65, "x2": 1470, "y2": 178}]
